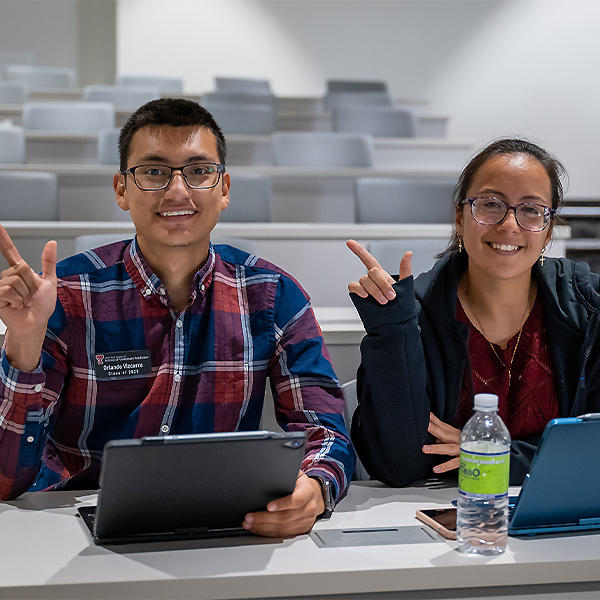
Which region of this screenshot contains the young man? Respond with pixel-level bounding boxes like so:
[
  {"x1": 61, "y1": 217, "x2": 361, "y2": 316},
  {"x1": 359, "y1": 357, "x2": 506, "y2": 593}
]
[{"x1": 0, "y1": 99, "x2": 354, "y2": 537}]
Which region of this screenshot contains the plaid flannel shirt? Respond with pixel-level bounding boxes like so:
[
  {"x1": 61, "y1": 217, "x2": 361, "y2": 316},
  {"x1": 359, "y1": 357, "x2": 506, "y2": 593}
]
[{"x1": 0, "y1": 239, "x2": 354, "y2": 500}]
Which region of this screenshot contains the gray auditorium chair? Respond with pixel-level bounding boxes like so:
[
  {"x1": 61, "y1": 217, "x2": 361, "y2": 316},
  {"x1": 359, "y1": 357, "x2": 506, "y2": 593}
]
[
  {"x1": 272, "y1": 132, "x2": 375, "y2": 168},
  {"x1": 221, "y1": 174, "x2": 271, "y2": 222},
  {"x1": 0, "y1": 126, "x2": 26, "y2": 163},
  {"x1": 0, "y1": 51, "x2": 34, "y2": 77},
  {"x1": 83, "y1": 85, "x2": 161, "y2": 110},
  {"x1": 215, "y1": 77, "x2": 271, "y2": 95},
  {"x1": 200, "y1": 91, "x2": 275, "y2": 106},
  {"x1": 0, "y1": 172, "x2": 59, "y2": 220},
  {"x1": 367, "y1": 239, "x2": 450, "y2": 277},
  {"x1": 327, "y1": 80, "x2": 388, "y2": 94},
  {"x1": 97, "y1": 128, "x2": 121, "y2": 165},
  {"x1": 116, "y1": 75, "x2": 183, "y2": 95},
  {"x1": 200, "y1": 102, "x2": 276, "y2": 135},
  {"x1": 0, "y1": 81, "x2": 29, "y2": 104},
  {"x1": 22, "y1": 102, "x2": 115, "y2": 132},
  {"x1": 324, "y1": 91, "x2": 393, "y2": 111},
  {"x1": 333, "y1": 106, "x2": 417, "y2": 138},
  {"x1": 340, "y1": 379, "x2": 370, "y2": 481},
  {"x1": 355, "y1": 179, "x2": 455, "y2": 223},
  {"x1": 5, "y1": 65, "x2": 76, "y2": 88}
]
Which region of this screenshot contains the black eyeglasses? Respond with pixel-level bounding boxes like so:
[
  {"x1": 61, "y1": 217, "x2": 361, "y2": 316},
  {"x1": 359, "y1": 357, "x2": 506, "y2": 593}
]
[
  {"x1": 122, "y1": 163, "x2": 225, "y2": 191},
  {"x1": 464, "y1": 197, "x2": 556, "y2": 232}
]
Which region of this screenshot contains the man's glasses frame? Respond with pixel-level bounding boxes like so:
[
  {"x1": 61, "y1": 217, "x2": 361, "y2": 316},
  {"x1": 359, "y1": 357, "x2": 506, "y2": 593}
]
[
  {"x1": 122, "y1": 163, "x2": 225, "y2": 191},
  {"x1": 464, "y1": 196, "x2": 556, "y2": 232}
]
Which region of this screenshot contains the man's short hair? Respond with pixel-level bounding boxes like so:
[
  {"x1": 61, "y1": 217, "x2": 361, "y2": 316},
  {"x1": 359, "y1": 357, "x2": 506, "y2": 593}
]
[{"x1": 118, "y1": 98, "x2": 227, "y2": 172}]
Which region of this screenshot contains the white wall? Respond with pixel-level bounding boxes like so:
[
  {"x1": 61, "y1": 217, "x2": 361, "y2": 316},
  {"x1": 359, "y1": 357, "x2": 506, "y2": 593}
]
[
  {"x1": 117, "y1": 0, "x2": 600, "y2": 197},
  {"x1": 0, "y1": 0, "x2": 79, "y2": 71},
  {"x1": 0, "y1": 0, "x2": 115, "y2": 85}
]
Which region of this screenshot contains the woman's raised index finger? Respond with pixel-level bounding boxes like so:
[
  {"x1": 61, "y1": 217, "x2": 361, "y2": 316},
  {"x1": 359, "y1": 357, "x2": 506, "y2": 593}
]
[
  {"x1": 0, "y1": 224, "x2": 23, "y2": 267},
  {"x1": 346, "y1": 239, "x2": 382, "y2": 270}
]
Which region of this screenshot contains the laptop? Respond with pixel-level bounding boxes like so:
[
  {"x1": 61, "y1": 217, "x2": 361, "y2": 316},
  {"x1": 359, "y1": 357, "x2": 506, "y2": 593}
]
[
  {"x1": 78, "y1": 430, "x2": 307, "y2": 545},
  {"x1": 508, "y1": 414, "x2": 600, "y2": 536}
]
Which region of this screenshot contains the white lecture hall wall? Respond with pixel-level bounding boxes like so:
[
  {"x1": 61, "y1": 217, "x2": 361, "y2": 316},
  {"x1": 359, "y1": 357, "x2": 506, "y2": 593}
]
[{"x1": 116, "y1": 0, "x2": 600, "y2": 198}]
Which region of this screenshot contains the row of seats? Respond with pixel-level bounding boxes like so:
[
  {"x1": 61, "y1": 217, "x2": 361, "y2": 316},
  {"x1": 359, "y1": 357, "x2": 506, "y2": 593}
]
[
  {"x1": 0, "y1": 62, "x2": 392, "y2": 100},
  {"x1": 2, "y1": 120, "x2": 409, "y2": 166},
  {"x1": 0, "y1": 169, "x2": 454, "y2": 224},
  {"x1": 0, "y1": 94, "x2": 418, "y2": 138}
]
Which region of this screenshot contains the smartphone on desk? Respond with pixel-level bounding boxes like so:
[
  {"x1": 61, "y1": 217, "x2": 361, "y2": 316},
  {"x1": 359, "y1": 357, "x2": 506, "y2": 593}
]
[{"x1": 415, "y1": 508, "x2": 457, "y2": 540}]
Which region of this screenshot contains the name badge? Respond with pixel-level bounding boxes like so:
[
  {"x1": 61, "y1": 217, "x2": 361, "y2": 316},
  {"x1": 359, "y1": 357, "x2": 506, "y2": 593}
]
[{"x1": 94, "y1": 350, "x2": 152, "y2": 380}]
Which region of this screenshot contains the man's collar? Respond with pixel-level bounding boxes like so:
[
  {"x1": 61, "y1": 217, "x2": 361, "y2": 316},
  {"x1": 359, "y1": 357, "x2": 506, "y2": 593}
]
[{"x1": 124, "y1": 237, "x2": 216, "y2": 303}]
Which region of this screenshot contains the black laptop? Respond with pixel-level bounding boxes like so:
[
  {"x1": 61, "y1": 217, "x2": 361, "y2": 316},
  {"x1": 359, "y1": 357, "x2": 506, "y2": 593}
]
[{"x1": 78, "y1": 430, "x2": 306, "y2": 545}]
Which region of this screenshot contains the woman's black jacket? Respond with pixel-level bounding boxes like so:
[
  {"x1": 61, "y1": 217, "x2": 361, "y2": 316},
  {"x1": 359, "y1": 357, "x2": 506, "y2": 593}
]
[{"x1": 350, "y1": 252, "x2": 600, "y2": 486}]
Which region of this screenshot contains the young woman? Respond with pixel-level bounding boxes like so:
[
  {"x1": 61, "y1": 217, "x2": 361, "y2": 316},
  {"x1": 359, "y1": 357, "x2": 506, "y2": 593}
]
[{"x1": 348, "y1": 138, "x2": 600, "y2": 486}]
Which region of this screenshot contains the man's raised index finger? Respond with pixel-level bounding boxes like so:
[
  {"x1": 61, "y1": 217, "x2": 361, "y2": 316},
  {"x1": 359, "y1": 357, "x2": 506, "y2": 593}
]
[
  {"x1": 346, "y1": 239, "x2": 382, "y2": 270},
  {"x1": 0, "y1": 224, "x2": 23, "y2": 267}
]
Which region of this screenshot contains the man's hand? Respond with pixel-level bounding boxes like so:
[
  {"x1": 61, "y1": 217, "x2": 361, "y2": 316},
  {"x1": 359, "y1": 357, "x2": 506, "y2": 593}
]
[
  {"x1": 422, "y1": 413, "x2": 461, "y2": 474},
  {"x1": 347, "y1": 239, "x2": 412, "y2": 305},
  {"x1": 242, "y1": 471, "x2": 326, "y2": 538},
  {"x1": 0, "y1": 225, "x2": 57, "y2": 371}
]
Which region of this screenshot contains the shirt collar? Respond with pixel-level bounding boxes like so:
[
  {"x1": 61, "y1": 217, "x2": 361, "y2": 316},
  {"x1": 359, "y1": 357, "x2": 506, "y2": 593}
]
[{"x1": 124, "y1": 237, "x2": 216, "y2": 304}]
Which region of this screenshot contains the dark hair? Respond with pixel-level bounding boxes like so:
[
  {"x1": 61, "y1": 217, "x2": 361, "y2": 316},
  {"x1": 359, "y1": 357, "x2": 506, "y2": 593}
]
[
  {"x1": 443, "y1": 138, "x2": 567, "y2": 253},
  {"x1": 118, "y1": 98, "x2": 227, "y2": 172}
]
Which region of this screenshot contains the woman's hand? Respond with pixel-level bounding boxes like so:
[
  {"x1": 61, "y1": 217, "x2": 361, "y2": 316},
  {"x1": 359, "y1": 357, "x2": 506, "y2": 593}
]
[
  {"x1": 422, "y1": 413, "x2": 461, "y2": 474},
  {"x1": 347, "y1": 239, "x2": 412, "y2": 305}
]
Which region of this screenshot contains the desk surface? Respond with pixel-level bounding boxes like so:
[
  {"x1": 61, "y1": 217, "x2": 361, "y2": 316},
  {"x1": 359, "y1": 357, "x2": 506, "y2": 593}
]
[{"x1": 0, "y1": 482, "x2": 599, "y2": 600}]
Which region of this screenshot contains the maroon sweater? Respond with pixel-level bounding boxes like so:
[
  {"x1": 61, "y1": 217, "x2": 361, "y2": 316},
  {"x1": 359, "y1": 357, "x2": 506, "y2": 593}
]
[{"x1": 455, "y1": 295, "x2": 559, "y2": 439}]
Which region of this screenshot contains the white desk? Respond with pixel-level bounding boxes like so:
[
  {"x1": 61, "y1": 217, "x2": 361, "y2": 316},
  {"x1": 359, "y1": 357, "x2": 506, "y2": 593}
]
[
  {"x1": 1, "y1": 96, "x2": 449, "y2": 137},
  {"x1": 19, "y1": 131, "x2": 472, "y2": 169},
  {"x1": 0, "y1": 163, "x2": 462, "y2": 223},
  {"x1": 0, "y1": 482, "x2": 599, "y2": 599}
]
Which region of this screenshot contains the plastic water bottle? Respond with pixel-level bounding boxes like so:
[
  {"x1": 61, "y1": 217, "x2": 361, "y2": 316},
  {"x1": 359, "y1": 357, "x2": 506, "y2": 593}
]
[{"x1": 457, "y1": 393, "x2": 511, "y2": 555}]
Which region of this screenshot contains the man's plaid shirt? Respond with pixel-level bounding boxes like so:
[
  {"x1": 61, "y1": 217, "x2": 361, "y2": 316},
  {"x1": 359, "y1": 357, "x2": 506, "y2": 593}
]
[{"x1": 0, "y1": 239, "x2": 354, "y2": 500}]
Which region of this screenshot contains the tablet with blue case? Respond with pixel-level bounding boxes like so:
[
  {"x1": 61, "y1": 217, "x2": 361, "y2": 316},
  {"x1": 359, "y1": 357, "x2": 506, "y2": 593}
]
[{"x1": 508, "y1": 414, "x2": 600, "y2": 536}]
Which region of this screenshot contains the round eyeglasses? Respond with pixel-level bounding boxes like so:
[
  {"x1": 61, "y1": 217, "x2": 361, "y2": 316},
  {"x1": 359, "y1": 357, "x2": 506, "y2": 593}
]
[
  {"x1": 464, "y1": 197, "x2": 556, "y2": 232},
  {"x1": 122, "y1": 163, "x2": 225, "y2": 191}
]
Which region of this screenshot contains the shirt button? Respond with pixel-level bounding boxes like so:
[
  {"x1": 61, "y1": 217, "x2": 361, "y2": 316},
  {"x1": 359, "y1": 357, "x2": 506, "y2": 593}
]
[
  {"x1": 200, "y1": 284, "x2": 205, "y2": 291},
  {"x1": 174, "y1": 373, "x2": 181, "y2": 382},
  {"x1": 144, "y1": 289, "x2": 152, "y2": 296},
  {"x1": 159, "y1": 288, "x2": 166, "y2": 296},
  {"x1": 34, "y1": 384, "x2": 43, "y2": 392},
  {"x1": 160, "y1": 425, "x2": 170, "y2": 434},
  {"x1": 27, "y1": 436, "x2": 34, "y2": 443},
  {"x1": 176, "y1": 320, "x2": 183, "y2": 328}
]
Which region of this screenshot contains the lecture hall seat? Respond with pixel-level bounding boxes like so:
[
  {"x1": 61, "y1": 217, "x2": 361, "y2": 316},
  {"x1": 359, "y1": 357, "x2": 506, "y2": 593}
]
[
  {"x1": 333, "y1": 106, "x2": 417, "y2": 138},
  {"x1": 272, "y1": 132, "x2": 375, "y2": 168},
  {"x1": 22, "y1": 102, "x2": 115, "y2": 132},
  {"x1": 199, "y1": 101, "x2": 276, "y2": 135},
  {"x1": 355, "y1": 178, "x2": 455, "y2": 223},
  {"x1": 215, "y1": 77, "x2": 271, "y2": 95},
  {"x1": 0, "y1": 171, "x2": 59, "y2": 221},
  {"x1": 0, "y1": 125, "x2": 26, "y2": 163},
  {"x1": 0, "y1": 81, "x2": 30, "y2": 104},
  {"x1": 221, "y1": 174, "x2": 272, "y2": 222},
  {"x1": 83, "y1": 85, "x2": 161, "y2": 110},
  {"x1": 5, "y1": 65, "x2": 76, "y2": 89},
  {"x1": 116, "y1": 75, "x2": 183, "y2": 96}
]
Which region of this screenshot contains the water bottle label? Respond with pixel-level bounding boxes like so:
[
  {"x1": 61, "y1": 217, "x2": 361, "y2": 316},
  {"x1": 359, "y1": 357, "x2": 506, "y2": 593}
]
[{"x1": 458, "y1": 448, "x2": 510, "y2": 498}]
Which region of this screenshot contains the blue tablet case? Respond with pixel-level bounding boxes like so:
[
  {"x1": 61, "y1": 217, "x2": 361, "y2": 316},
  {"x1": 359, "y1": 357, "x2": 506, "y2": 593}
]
[{"x1": 508, "y1": 414, "x2": 600, "y2": 536}]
